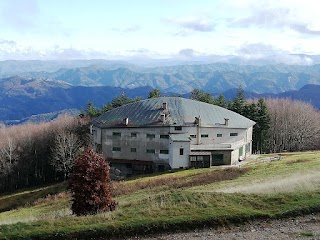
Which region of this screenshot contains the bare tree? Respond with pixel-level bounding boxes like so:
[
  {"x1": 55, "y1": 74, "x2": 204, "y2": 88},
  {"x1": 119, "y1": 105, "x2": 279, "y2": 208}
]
[
  {"x1": 266, "y1": 98, "x2": 320, "y2": 152},
  {"x1": 51, "y1": 130, "x2": 82, "y2": 180}
]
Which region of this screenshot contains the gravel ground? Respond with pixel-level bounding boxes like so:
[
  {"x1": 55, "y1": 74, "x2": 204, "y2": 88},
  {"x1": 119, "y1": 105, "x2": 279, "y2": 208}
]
[{"x1": 129, "y1": 213, "x2": 320, "y2": 240}]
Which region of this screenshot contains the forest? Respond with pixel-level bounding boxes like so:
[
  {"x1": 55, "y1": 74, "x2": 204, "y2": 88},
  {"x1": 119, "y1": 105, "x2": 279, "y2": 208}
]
[{"x1": 0, "y1": 88, "x2": 319, "y2": 193}]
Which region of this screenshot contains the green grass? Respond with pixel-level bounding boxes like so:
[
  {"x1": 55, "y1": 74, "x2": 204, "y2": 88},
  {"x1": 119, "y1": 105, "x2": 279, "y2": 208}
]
[{"x1": 0, "y1": 151, "x2": 320, "y2": 239}]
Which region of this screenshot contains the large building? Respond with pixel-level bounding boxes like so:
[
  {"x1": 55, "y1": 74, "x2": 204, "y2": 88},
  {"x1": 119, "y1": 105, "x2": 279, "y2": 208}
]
[{"x1": 91, "y1": 97, "x2": 255, "y2": 175}]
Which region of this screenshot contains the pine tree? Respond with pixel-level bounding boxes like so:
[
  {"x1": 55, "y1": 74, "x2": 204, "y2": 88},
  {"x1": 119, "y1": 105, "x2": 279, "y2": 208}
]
[
  {"x1": 255, "y1": 98, "x2": 271, "y2": 153},
  {"x1": 190, "y1": 88, "x2": 214, "y2": 104},
  {"x1": 69, "y1": 148, "x2": 117, "y2": 216},
  {"x1": 214, "y1": 94, "x2": 227, "y2": 108},
  {"x1": 148, "y1": 88, "x2": 161, "y2": 98},
  {"x1": 231, "y1": 86, "x2": 246, "y2": 115}
]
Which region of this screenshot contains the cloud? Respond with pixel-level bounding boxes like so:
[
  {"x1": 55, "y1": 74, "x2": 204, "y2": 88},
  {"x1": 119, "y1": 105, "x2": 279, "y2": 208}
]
[
  {"x1": 178, "y1": 48, "x2": 197, "y2": 57},
  {"x1": 1, "y1": 0, "x2": 39, "y2": 30},
  {"x1": 111, "y1": 25, "x2": 141, "y2": 33},
  {"x1": 165, "y1": 17, "x2": 215, "y2": 32},
  {"x1": 231, "y1": 6, "x2": 320, "y2": 35},
  {"x1": 237, "y1": 43, "x2": 283, "y2": 57},
  {"x1": 236, "y1": 43, "x2": 314, "y2": 65}
]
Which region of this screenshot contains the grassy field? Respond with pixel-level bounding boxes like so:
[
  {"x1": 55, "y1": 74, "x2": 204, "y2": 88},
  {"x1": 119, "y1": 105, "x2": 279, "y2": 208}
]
[{"x1": 0, "y1": 151, "x2": 320, "y2": 239}]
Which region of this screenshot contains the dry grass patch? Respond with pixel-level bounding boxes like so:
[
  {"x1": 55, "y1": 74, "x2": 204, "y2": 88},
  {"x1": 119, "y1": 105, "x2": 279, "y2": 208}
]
[{"x1": 113, "y1": 167, "x2": 250, "y2": 196}]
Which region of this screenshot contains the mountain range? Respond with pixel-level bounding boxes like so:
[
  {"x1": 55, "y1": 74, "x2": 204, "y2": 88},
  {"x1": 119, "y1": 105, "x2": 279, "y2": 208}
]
[
  {"x1": 1, "y1": 60, "x2": 320, "y2": 123},
  {"x1": 1, "y1": 76, "x2": 319, "y2": 124},
  {"x1": 9, "y1": 61, "x2": 320, "y2": 94}
]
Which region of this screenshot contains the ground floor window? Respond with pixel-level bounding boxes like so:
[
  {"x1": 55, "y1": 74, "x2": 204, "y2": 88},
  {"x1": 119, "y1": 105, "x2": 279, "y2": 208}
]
[
  {"x1": 211, "y1": 154, "x2": 224, "y2": 166},
  {"x1": 190, "y1": 155, "x2": 210, "y2": 168}
]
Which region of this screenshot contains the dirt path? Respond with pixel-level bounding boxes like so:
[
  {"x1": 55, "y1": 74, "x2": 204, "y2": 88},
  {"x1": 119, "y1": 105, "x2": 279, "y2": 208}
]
[{"x1": 130, "y1": 213, "x2": 320, "y2": 240}]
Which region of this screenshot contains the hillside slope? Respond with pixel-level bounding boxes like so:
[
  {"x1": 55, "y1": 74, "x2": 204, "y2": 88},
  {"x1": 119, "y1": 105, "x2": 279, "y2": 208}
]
[{"x1": 0, "y1": 151, "x2": 319, "y2": 239}]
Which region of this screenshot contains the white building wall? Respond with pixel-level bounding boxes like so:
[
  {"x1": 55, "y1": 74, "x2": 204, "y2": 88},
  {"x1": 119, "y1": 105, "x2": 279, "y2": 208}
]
[
  {"x1": 169, "y1": 140, "x2": 190, "y2": 168},
  {"x1": 101, "y1": 127, "x2": 171, "y2": 164}
]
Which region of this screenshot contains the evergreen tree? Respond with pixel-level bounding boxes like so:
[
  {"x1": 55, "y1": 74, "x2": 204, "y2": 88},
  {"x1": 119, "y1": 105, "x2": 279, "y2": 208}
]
[
  {"x1": 255, "y1": 98, "x2": 271, "y2": 153},
  {"x1": 214, "y1": 94, "x2": 227, "y2": 108},
  {"x1": 231, "y1": 86, "x2": 246, "y2": 115},
  {"x1": 84, "y1": 102, "x2": 100, "y2": 118},
  {"x1": 148, "y1": 88, "x2": 161, "y2": 98},
  {"x1": 190, "y1": 88, "x2": 214, "y2": 104}
]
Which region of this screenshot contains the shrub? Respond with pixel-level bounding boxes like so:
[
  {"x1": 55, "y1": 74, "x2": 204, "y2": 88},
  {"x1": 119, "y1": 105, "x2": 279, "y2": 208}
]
[{"x1": 69, "y1": 148, "x2": 117, "y2": 216}]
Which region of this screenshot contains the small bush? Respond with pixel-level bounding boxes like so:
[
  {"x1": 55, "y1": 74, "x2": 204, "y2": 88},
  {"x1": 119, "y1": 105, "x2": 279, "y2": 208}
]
[{"x1": 69, "y1": 148, "x2": 117, "y2": 216}]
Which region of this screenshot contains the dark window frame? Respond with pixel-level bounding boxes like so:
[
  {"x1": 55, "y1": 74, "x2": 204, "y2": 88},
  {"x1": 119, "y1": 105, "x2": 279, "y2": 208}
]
[
  {"x1": 146, "y1": 149, "x2": 156, "y2": 153},
  {"x1": 160, "y1": 149, "x2": 169, "y2": 154},
  {"x1": 112, "y1": 146, "x2": 121, "y2": 152},
  {"x1": 180, "y1": 148, "x2": 184, "y2": 155}
]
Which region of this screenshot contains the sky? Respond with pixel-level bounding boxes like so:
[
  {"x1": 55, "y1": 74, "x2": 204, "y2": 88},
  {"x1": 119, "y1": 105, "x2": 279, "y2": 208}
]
[{"x1": 0, "y1": 0, "x2": 320, "y2": 62}]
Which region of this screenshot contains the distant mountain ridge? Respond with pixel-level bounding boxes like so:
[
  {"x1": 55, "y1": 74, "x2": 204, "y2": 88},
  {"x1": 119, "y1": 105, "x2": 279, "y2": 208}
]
[
  {"x1": 0, "y1": 76, "x2": 319, "y2": 123},
  {"x1": 0, "y1": 76, "x2": 152, "y2": 121},
  {"x1": 10, "y1": 62, "x2": 320, "y2": 94}
]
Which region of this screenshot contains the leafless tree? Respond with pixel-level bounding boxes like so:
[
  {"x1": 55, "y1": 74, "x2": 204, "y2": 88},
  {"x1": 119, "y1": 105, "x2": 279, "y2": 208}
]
[
  {"x1": 51, "y1": 130, "x2": 82, "y2": 180},
  {"x1": 266, "y1": 98, "x2": 320, "y2": 152}
]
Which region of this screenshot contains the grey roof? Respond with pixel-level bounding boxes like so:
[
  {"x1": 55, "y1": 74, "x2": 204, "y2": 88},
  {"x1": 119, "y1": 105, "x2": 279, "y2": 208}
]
[{"x1": 92, "y1": 97, "x2": 255, "y2": 129}]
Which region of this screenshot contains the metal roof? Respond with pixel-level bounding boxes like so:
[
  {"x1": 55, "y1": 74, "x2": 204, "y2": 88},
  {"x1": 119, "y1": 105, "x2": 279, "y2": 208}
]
[{"x1": 92, "y1": 97, "x2": 255, "y2": 129}]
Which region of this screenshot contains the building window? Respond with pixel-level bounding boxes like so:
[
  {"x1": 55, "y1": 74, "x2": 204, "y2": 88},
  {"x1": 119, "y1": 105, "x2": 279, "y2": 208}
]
[
  {"x1": 190, "y1": 134, "x2": 196, "y2": 138},
  {"x1": 160, "y1": 134, "x2": 169, "y2": 139},
  {"x1": 146, "y1": 134, "x2": 155, "y2": 138},
  {"x1": 230, "y1": 133, "x2": 238, "y2": 137},
  {"x1": 180, "y1": 148, "x2": 184, "y2": 155},
  {"x1": 112, "y1": 147, "x2": 121, "y2": 152},
  {"x1": 160, "y1": 149, "x2": 169, "y2": 154},
  {"x1": 217, "y1": 134, "x2": 222, "y2": 137},
  {"x1": 174, "y1": 126, "x2": 182, "y2": 131},
  {"x1": 131, "y1": 133, "x2": 137, "y2": 138},
  {"x1": 146, "y1": 149, "x2": 155, "y2": 153},
  {"x1": 201, "y1": 134, "x2": 209, "y2": 138},
  {"x1": 130, "y1": 148, "x2": 137, "y2": 152},
  {"x1": 113, "y1": 132, "x2": 121, "y2": 137}
]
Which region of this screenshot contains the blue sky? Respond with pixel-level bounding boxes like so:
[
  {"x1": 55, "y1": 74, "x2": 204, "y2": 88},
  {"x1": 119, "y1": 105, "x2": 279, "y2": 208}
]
[{"x1": 0, "y1": 0, "x2": 320, "y2": 61}]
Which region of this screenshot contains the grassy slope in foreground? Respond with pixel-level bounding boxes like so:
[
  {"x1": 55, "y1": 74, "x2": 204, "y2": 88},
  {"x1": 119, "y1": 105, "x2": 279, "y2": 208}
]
[{"x1": 0, "y1": 151, "x2": 319, "y2": 239}]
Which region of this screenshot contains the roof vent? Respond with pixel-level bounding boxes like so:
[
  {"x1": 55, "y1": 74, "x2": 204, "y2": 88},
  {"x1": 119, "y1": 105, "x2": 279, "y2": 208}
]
[
  {"x1": 163, "y1": 102, "x2": 167, "y2": 110},
  {"x1": 123, "y1": 117, "x2": 129, "y2": 126},
  {"x1": 160, "y1": 114, "x2": 166, "y2": 122},
  {"x1": 224, "y1": 118, "x2": 229, "y2": 126}
]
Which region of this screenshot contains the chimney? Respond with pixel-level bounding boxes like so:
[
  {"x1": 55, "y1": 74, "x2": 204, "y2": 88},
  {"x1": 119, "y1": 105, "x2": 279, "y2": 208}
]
[
  {"x1": 224, "y1": 118, "x2": 229, "y2": 126},
  {"x1": 163, "y1": 102, "x2": 167, "y2": 110},
  {"x1": 195, "y1": 116, "x2": 201, "y2": 126},
  {"x1": 123, "y1": 117, "x2": 129, "y2": 126},
  {"x1": 160, "y1": 113, "x2": 166, "y2": 122}
]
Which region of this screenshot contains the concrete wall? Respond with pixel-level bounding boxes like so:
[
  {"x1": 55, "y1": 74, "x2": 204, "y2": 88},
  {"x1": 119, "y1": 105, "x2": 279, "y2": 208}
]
[
  {"x1": 93, "y1": 124, "x2": 254, "y2": 169},
  {"x1": 169, "y1": 140, "x2": 190, "y2": 168},
  {"x1": 188, "y1": 126, "x2": 248, "y2": 145},
  {"x1": 100, "y1": 127, "x2": 170, "y2": 164}
]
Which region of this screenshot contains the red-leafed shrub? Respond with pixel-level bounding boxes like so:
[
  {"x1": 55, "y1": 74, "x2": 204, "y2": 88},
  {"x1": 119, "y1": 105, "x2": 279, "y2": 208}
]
[{"x1": 69, "y1": 148, "x2": 117, "y2": 216}]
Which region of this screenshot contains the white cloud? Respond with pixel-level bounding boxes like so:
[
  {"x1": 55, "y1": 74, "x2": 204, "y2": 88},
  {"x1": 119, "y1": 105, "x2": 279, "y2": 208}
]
[{"x1": 164, "y1": 16, "x2": 215, "y2": 33}]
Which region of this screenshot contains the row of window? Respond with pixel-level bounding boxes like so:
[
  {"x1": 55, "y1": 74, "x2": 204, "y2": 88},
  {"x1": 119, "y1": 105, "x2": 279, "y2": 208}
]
[
  {"x1": 113, "y1": 132, "x2": 170, "y2": 139},
  {"x1": 112, "y1": 147, "x2": 170, "y2": 154},
  {"x1": 113, "y1": 132, "x2": 238, "y2": 138},
  {"x1": 191, "y1": 133, "x2": 238, "y2": 138}
]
